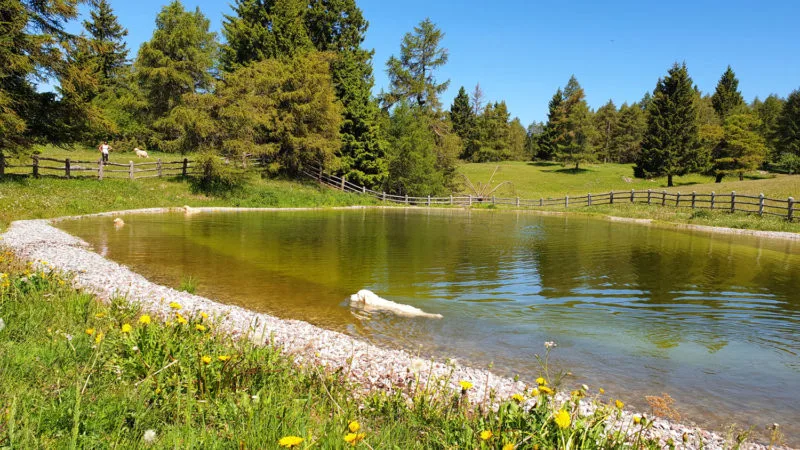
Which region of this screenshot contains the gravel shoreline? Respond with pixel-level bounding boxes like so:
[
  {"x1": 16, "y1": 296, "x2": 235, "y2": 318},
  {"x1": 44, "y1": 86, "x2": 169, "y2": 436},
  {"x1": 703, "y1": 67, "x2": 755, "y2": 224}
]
[{"x1": 1, "y1": 209, "x2": 792, "y2": 449}]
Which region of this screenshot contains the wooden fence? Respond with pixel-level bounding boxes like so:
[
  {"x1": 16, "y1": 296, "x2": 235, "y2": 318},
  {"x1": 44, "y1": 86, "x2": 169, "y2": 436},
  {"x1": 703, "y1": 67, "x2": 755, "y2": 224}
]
[
  {"x1": 0, "y1": 153, "x2": 265, "y2": 180},
  {"x1": 302, "y1": 164, "x2": 797, "y2": 222}
]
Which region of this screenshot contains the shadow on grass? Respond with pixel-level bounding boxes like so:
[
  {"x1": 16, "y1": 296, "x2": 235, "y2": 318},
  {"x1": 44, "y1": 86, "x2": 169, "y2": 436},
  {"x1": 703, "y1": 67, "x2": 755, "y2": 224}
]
[
  {"x1": 672, "y1": 181, "x2": 699, "y2": 187},
  {"x1": 542, "y1": 167, "x2": 593, "y2": 174},
  {"x1": 527, "y1": 161, "x2": 560, "y2": 167}
]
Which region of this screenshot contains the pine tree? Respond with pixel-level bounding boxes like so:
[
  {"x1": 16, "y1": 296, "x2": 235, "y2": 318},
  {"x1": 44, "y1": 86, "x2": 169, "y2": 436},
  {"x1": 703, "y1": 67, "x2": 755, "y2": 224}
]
[
  {"x1": 554, "y1": 76, "x2": 595, "y2": 170},
  {"x1": 450, "y1": 86, "x2": 474, "y2": 142},
  {"x1": 537, "y1": 88, "x2": 564, "y2": 160},
  {"x1": 471, "y1": 83, "x2": 485, "y2": 115},
  {"x1": 385, "y1": 102, "x2": 445, "y2": 195},
  {"x1": 508, "y1": 118, "x2": 528, "y2": 160},
  {"x1": 711, "y1": 66, "x2": 745, "y2": 120},
  {"x1": 775, "y1": 89, "x2": 800, "y2": 157},
  {"x1": 83, "y1": 0, "x2": 129, "y2": 85},
  {"x1": 383, "y1": 18, "x2": 449, "y2": 111},
  {"x1": 135, "y1": 1, "x2": 218, "y2": 147},
  {"x1": 710, "y1": 111, "x2": 767, "y2": 181},
  {"x1": 593, "y1": 100, "x2": 618, "y2": 162},
  {"x1": 525, "y1": 121, "x2": 545, "y2": 160},
  {"x1": 754, "y1": 94, "x2": 784, "y2": 161},
  {"x1": 635, "y1": 63, "x2": 704, "y2": 187},
  {"x1": 611, "y1": 103, "x2": 645, "y2": 163},
  {"x1": 472, "y1": 101, "x2": 512, "y2": 162}
]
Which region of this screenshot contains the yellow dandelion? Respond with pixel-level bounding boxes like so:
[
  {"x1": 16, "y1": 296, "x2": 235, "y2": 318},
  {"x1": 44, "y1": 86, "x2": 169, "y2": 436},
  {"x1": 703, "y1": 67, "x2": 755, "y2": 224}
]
[
  {"x1": 535, "y1": 377, "x2": 547, "y2": 386},
  {"x1": 599, "y1": 388, "x2": 605, "y2": 394},
  {"x1": 633, "y1": 415, "x2": 642, "y2": 425},
  {"x1": 554, "y1": 409, "x2": 571, "y2": 429},
  {"x1": 121, "y1": 323, "x2": 132, "y2": 333},
  {"x1": 218, "y1": 355, "x2": 231, "y2": 362},
  {"x1": 169, "y1": 302, "x2": 181, "y2": 310},
  {"x1": 200, "y1": 312, "x2": 208, "y2": 319},
  {"x1": 95, "y1": 332, "x2": 104, "y2": 344},
  {"x1": 278, "y1": 436, "x2": 304, "y2": 448},
  {"x1": 176, "y1": 313, "x2": 187, "y2": 325},
  {"x1": 503, "y1": 444, "x2": 515, "y2": 450},
  {"x1": 195, "y1": 324, "x2": 206, "y2": 332},
  {"x1": 166, "y1": 321, "x2": 173, "y2": 327},
  {"x1": 459, "y1": 380, "x2": 473, "y2": 390},
  {"x1": 85, "y1": 328, "x2": 95, "y2": 336},
  {"x1": 479, "y1": 430, "x2": 493, "y2": 440},
  {"x1": 344, "y1": 432, "x2": 366, "y2": 445},
  {"x1": 539, "y1": 386, "x2": 554, "y2": 395},
  {"x1": 511, "y1": 393, "x2": 525, "y2": 403},
  {"x1": 201, "y1": 355, "x2": 212, "y2": 364},
  {"x1": 615, "y1": 399, "x2": 624, "y2": 409},
  {"x1": 530, "y1": 388, "x2": 540, "y2": 396},
  {"x1": 95, "y1": 312, "x2": 106, "y2": 318},
  {"x1": 139, "y1": 315, "x2": 151, "y2": 325},
  {"x1": 348, "y1": 420, "x2": 360, "y2": 433}
]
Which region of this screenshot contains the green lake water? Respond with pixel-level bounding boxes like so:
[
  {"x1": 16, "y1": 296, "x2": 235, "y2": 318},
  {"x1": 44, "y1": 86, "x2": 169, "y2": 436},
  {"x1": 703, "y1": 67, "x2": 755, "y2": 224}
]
[{"x1": 57, "y1": 209, "x2": 800, "y2": 442}]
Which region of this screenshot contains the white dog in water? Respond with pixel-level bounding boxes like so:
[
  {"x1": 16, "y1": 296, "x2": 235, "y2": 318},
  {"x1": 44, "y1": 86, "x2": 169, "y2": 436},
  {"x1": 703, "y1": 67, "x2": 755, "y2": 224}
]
[{"x1": 350, "y1": 289, "x2": 442, "y2": 319}]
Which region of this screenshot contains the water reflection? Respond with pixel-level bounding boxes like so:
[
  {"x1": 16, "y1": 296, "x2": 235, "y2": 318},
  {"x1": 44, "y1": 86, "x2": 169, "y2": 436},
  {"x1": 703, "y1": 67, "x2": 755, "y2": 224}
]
[{"x1": 58, "y1": 209, "x2": 800, "y2": 443}]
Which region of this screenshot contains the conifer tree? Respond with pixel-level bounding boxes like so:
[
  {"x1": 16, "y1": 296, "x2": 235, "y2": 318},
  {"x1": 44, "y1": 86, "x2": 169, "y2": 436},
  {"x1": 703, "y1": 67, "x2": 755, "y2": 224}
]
[
  {"x1": 537, "y1": 89, "x2": 564, "y2": 160},
  {"x1": 710, "y1": 111, "x2": 767, "y2": 181},
  {"x1": 83, "y1": 0, "x2": 129, "y2": 85},
  {"x1": 593, "y1": 100, "x2": 618, "y2": 162},
  {"x1": 754, "y1": 94, "x2": 784, "y2": 161},
  {"x1": 635, "y1": 63, "x2": 704, "y2": 186},
  {"x1": 554, "y1": 76, "x2": 596, "y2": 170},
  {"x1": 450, "y1": 86, "x2": 474, "y2": 142},
  {"x1": 383, "y1": 18, "x2": 449, "y2": 111},
  {"x1": 775, "y1": 89, "x2": 800, "y2": 157},
  {"x1": 711, "y1": 66, "x2": 745, "y2": 120},
  {"x1": 611, "y1": 103, "x2": 646, "y2": 163}
]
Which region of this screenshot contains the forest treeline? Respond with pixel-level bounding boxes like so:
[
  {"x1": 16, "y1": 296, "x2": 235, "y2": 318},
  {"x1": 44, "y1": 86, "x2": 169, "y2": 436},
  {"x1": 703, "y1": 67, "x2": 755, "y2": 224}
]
[{"x1": 3, "y1": 0, "x2": 800, "y2": 194}]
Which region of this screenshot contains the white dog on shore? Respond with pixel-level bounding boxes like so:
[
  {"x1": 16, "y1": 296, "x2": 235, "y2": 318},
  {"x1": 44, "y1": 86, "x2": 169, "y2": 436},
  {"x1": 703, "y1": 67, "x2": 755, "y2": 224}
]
[
  {"x1": 350, "y1": 289, "x2": 443, "y2": 319},
  {"x1": 134, "y1": 148, "x2": 149, "y2": 158}
]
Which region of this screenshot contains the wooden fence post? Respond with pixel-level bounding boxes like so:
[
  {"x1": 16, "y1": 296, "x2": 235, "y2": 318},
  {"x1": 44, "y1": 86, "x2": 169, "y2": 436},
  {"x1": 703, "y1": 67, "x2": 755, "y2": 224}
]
[
  {"x1": 428, "y1": 195, "x2": 431, "y2": 206},
  {"x1": 647, "y1": 189, "x2": 652, "y2": 205},
  {"x1": 691, "y1": 191, "x2": 696, "y2": 209},
  {"x1": 318, "y1": 167, "x2": 323, "y2": 181},
  {"x1": 565, "y1": 195, "x2": 569, "y2": 208},
  {"x1": 469, "y1": 195, "x2": 473, "y2": 206},
  {"x1": 539, "y1": 198, "x2": 543, "y2": 207},
  {"x1": 610, "y1": 191, "x2": 614, "y2": 204},
  {"x1": 382, "y1": 192, "x2": 386, "y2": 202},
  {"x1": 241, "y1": 154, "x2": 247, "y2": 169},
  {"x1": 661, "y1": 190, "x2": 666, "y2": 207},
  {"x1": 730, "y1": 191, "x2": 736, "y2": 213},
  {"x1": 98, "y1": 159, "x2": 104, "y2": 180},
  {"x1": 33, "y1": 155, "x2": 39, "y2": 178},
  {"x1": 129, "y1": 161, "x2": 134, "y2": 180},
  {"x1": 157, "y1": 158, "x2": 163, "y2": 177},
  {"x1": 630, "y1": 189, "x2": 635, "y2": 203},
  {"x1": 362, "y1": 186, "x2": 366, "y2": 194},
  {"x1": 587, "y1": 193, "x2": 592, "y2": 206},
  {"x1": 340, "y1": 174, "x2": 345, "y2": 190},
  {"x1": 789, "y1": 197, "x2": 795, "y2": 221},
  {"x1": 676, "y1": 192, "x2": 681, "y2": 207},
  {"x1": 405, "y1": 194, "x2": 409, "y2": 205},
  {"x1": 450, "y1": 195, "x2": 453, "y2": 205},
  {"x1": 492, "y1": 195, "x2": 495, "y2": 206},
  {"x1": 0, "y1": 152, "x2": 4, "y2": 178},
  {"x1": 65, "y1": 158, "x2": 71, "y2": 179},
  {"x1": 182, "y1": 158, "x2": 188, "y2": 177},
  {"x1": 758, "y1": 193, "x2": 765, "y2": 216},
  {"x1": 710, "y1": 192, "x2": 715, "y2": 209},
  {"x1": 516, "y1": 196, "x2": 520, "y2": 207}
]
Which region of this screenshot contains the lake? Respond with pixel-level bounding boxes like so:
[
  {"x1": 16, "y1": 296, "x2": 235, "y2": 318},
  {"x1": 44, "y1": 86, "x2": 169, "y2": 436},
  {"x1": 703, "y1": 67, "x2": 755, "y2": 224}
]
[{"x1": 57, "y1": 208, "x2": 800, "y2": 442}]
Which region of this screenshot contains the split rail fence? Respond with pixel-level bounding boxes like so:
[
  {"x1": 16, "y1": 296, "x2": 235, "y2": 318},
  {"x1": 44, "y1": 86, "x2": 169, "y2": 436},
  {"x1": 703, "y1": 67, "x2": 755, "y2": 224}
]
[{"x1": 303, "y1": 164, "x2": 797, "y2": 222}]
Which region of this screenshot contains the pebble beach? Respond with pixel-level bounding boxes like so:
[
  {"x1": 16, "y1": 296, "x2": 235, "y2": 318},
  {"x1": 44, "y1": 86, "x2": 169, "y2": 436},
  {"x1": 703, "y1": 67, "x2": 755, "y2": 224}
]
[{"x1": 1, "y1": 208, "x2": 792, "y2": 449}]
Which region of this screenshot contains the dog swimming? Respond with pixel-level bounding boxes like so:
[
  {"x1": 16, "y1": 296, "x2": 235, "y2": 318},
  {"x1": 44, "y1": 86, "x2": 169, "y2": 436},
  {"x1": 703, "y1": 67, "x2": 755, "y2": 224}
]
[{"x1": 349, "y1": 289, "x2": 443, "y2": 319}]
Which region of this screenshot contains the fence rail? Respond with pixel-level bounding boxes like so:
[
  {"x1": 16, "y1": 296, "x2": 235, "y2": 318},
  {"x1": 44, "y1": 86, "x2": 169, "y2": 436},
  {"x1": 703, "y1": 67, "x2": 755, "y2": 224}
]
[{"x1": 303, "y1": 164, "x2": 797, "y2": 222}]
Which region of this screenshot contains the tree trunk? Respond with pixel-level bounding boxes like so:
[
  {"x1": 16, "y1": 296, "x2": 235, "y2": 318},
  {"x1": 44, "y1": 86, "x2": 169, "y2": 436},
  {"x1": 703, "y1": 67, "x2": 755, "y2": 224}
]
[
  {"x1": 667, "y1": 174, "x2": 673, "y2": 187},
  {"x1": 739, "y1": 172, "x2": 744, "y2": 181},
  {"x1": 574, "y1": 162, "x2": 579, "y2": 171},
  {"x1": 715, "y1": 174, "x2": 723, "y2": 183}
]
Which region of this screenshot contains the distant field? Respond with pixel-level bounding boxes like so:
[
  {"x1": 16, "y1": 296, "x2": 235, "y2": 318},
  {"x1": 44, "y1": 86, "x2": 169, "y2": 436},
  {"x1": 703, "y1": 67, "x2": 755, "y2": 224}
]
[{"x1": 458, "y1": 161, "x2": 800, "y2": 200}]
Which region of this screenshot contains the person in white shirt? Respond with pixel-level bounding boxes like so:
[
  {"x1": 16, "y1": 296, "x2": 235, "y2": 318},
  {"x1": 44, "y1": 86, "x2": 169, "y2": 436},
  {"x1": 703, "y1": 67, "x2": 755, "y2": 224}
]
[{"x1": 98, "y1": 140, "x2": 111, "y2": 163}]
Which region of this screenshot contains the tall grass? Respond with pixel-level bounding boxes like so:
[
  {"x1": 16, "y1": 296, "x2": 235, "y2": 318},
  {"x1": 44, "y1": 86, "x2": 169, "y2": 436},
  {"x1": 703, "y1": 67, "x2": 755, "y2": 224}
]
[{"x1": 0, "y1": 252, "x2": 671, "y2": 449}]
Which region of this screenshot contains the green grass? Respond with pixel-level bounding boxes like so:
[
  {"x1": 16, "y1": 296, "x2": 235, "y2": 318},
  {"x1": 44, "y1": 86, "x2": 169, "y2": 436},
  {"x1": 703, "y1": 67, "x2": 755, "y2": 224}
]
[
  {"x1": 459, "y1": 162, "x2": 800, "y2": 232},
  {"x1": 0, "y1": 253, "x2": 669, "y2": 449}
]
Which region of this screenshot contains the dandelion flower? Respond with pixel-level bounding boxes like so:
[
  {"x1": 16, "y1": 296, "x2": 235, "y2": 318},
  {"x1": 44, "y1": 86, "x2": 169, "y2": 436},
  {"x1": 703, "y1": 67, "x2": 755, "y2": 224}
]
[
  {"x1": 85, "y1": 328, "x2": 95, "y2": 336},
  {"x1": 344, "y1": 432, "x2": 366, "y2": 445},
  {"x1": 95, "y1": 332, "x2": 104, "y2": 343},
  {"x1": 139, "y1": 315, "x2": 151, "y2": 325},
  {"x1": 95, "y1": 312, "x2": 106, "y2": 318},
  {"x1": 503, "y1": 444, "x2": 515, "y2": 450},
  {"x1": 176, "y1": 313, "x2": 187, "y2": 325},
  {"x1": 348, "y1": 420, "x2": 360, "y2": 433},
  {"x1": 479, "y1": 430, "x2": 493, "y2": 440},
  {"x1": 218, "y1": 355, "x2": 231, "y2": 362},
  {"x1": 554, "y1": 409, "x2": 571, "y2": 429},
  {"x1": 615, "y1": 399, "x2": 624, "y2": 409},
  {"x1": 121, "y1": 323, "x2": 132, "y2": 333},
  {"x1": 195, "y1": 324, "x2": 206, "y2": 332},
  {"x1": 535, "y1": 377, "x2": 547, "y2": 386},
  {"x1": 169, "y1": 302, "x2": 181, "y2": 310},
  {"x1": 201, "y1": 355, "x2": 212, "y2": 364},
  {"x1": 278, "y1": 436, "x2": 304, "y2": 448},
  {"x1": 530, "y1": 388, "x2": 540, "y2": 397},
  {"x1": 511, "y1": 393, "x2": 525, "y2": 403},
  {"x1": 143, "y1": 429, "x2": 157, "y2": 444},
  {"x1": 633, "y1": 415, "x2": 642, "y2": 425},
  {"x1": 459, "y1": 380, "x2": 473, "y2": 391},
  {"x1": 599, "y1": 388, "x2": 605, "y2": 394},
  {"x1": 539, "y1": 386, "x2": 554, "y2": 395},
  {"x1": 201, "y1": 312, "x2": 208, "y2": 319}
]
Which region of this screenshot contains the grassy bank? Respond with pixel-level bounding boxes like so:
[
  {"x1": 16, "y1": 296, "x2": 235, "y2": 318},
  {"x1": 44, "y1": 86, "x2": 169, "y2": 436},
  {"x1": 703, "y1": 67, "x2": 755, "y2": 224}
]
[
  {"x1": 0, "y1": 253, "x2": 667, "y2": 449},
  {"x1": 460, "y1": 162, "x2": 800, "y2": 233}
]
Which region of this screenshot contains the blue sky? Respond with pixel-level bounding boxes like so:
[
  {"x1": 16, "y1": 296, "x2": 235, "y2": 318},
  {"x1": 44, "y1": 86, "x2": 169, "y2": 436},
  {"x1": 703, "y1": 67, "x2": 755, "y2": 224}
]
[{"x1": 62, "y1": 0, "x2": 800, "y2": 125}]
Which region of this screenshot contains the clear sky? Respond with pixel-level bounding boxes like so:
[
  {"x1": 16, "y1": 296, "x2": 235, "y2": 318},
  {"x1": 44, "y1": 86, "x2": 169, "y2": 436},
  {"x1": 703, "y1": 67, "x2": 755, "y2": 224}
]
[{"x1": 62, "y1": 0, "x2": 800, "y2": 125}]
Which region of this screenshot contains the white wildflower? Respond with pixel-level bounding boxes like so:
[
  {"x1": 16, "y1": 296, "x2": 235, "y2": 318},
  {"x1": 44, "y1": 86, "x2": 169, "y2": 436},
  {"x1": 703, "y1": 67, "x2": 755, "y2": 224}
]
[
  {"x1": 0, "y1": 318, "x2": 5, "y2": 332},
  {"x1": 544, "y1": 341, "x2": 556, "y2": 349},
  {"x1": 410, "y1": 358, "x2": 425, "y2": 373},
  {"x1": 143, "y1": 429, "x2": 157, "y2": 444},
  {"x1": 132, "y1": 346, "x2": 139, "y2": 352}
]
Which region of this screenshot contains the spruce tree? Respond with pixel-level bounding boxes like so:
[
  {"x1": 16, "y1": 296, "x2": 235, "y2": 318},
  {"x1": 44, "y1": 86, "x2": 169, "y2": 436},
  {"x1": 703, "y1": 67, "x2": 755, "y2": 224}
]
[
  {"x1": 711, "y1": 66, "x2": 745, "y2": 120},
  {"x1": 537, "y1": 88, "x2": 564, "y2": 160},
  {"x1": 612, "y1": 103, "x2": 646, "y2": 163},
  {"x1": 383, "y1": 18, "x2": 449, "y2": 111},
  {"x1": 553, "y1": 76, "x2": 596, "y2": 170},
  {"x1": 593, "y1": 100, "x2": 618, "y2": 162},
  {"x1": 775, "y1": 89, "x2": 800, "y2": 157},
  {"x1": 450, "y1": 86, "x2": 474, "y2": 142},
  {"x1": 83, "y1": 0, "x2": 129, "y2": 85},
  {"x1": 635, "y1": 63, "x2": 704, "y2": 186},
  {"x1": 710, "y1": 111, "x2": 767, "y2": 181},
  {"x1": 754, "y1": 94, "x2": 784, "y2": 161}
]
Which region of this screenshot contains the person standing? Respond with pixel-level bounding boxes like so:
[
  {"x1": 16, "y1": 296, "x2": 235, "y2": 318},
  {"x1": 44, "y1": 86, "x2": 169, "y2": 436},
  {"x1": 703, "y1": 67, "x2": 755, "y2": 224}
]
[{"x1": 98, "y1": 140, "x2": 111, "y2": 163}]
